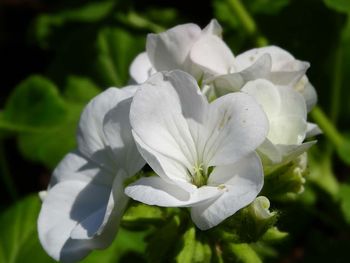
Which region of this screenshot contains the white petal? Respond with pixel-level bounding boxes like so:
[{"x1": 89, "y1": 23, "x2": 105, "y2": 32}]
[
  {"x1": 243, "y1": 79, "x2": 306, "y2": 118},
  {"x1": 146, "y1": 23, "x2": 201, "y2": 72},
  {"x1": 203, "y1": 92, "x2": 269, "y2": 166},
  {"x1": 276, "y1": 141, "x2": 316, "y2": 164},
  {"x1": 269, "y1": 116, "x2": 307, "y2": 145},
  {"x1": 125, "y1": 176, "x2": 221, "y2": 207},
  {"x1": 306, "y1": 122, "x2": 322, "y2": 138},
  {"x1": 257, "y1": 139, "x2": 282, "y2": 165},
  {"x1": 49, "y1": 151, "x2": 112, "y2": 189},
  {"x1": 190, "y1": 34, "x2": 235, "y2": 75},
  {"x1": 242, "y1": 79, "x2": 307, "y2": 145},
  {"x1": 295, "y1": 77, "x2": 317, "y2": 112},
  {"x1": 38, "y1": 180, "x2": 111, "y2": 262},
  {"x1": 77, "y1": 87, "x2": 137, "y2": 172},
  {"x1": 129, "y1": 52, "x2": 155, "y2": 84},
  {"x1": 209, "y1": 54, "x2": 272, "y2": 97},
  {"x1": 103, "y1": 97, "x2": 145, "y2": 176},
  {"x1": 268, "y1": 61, "x2": 309, "y2": 87},
  {"x1": 70, "y1": 172, "x2": 128, "y2": 239},
  {"x1": 130, "y1": 71, "x2": 207, "y2": 181},
  {"x1": 191, "y1": 153, "x2": 263, "y2": 230},
  {"x1": 202, "y1": 19, "x2": 223, "y2": 36},
  {"x1": 234, "y1": 46, "x2": 295, "y2": 71}
]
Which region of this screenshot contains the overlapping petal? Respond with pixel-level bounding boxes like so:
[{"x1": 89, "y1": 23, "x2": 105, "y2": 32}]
[
  {"x1": 192, "y1": 153, "x2": 263, "y2": 230},
  {"x1": 39, "y1": 87, "x2": 145, "y2": 262},
  {"x1": 234, "y1": 46, "x2": 317, "y2": 111},
  {"x1": 127, "y1": 70, "x2": 268, "y2": 229},
  {"x1": 242, "y1": 79, "x2": 312, "y2": 164}
]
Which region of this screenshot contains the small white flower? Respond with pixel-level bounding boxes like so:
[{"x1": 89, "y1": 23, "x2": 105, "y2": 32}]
[
  {"x1": 125, "y1": 70, "x2": 269, "y2": 230},
  {"x1": 228, "y1": 46, "x2": 317, "y2": 112},
  {"x1": 38, "y1": 87, "x2": 145, "y2": 262},
  {"x1": 129, "y1": 19, "x2": 230, "y2": 83},
  {"x1": 242, "y1": 79, "x2": 316, "y2": 166}
]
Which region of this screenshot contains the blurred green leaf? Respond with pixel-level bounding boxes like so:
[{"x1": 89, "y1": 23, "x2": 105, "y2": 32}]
[
  {"x1": 338, "y1": 183, "x2": 350, "y2": 224},
  {"x1": 225, "y1": 243, "x2": 262, "y2": 263},
  {"x1": 0, "y1": 75, "x2": 103, "y2": 169},
  {"x1": 96, "y1": 27, "x2": 144, "y2": 87},
  {"x1": 17, "y1": 103, "x2": 81, "y2": 169},
  {"x1": 63, "y1": 76, "x2": 101, "y2": 103},
  {"x1": 123, "y1": 203, "x2": 165, "y2": 228},
  {"x1": 246, "y1": 0, "x2": 290, "y2": 15},
  {"x1": 175, "y1": 227, "x2": 196, "y2": 263},
  {"x1": 213, "y1": 0, "x2": 240, "y2": 29},
  {"x1": 308, "y1": 151, "x2": 339, "y2": 197},
  {"x1": 337, "y1": 139, "x2": 350, "y2": 165},
  {"x1": 32, "y1": 1, "x2": 116, "y2": 48},
  {"x1": 0, "y1": 195, "x2": 55, "y2": 263},
  {"x1": 324, "y1": 0, "x2": 350, "y2": 13},
  {"x1": 81, "y1": 227, "x2": 147, "y2": 263},
  {"x1": 0, "y1": 76, "x2": 67, "y2": 131},
  {"x1": 146, "y1": 216, "x2": 180, "y2": 262}
]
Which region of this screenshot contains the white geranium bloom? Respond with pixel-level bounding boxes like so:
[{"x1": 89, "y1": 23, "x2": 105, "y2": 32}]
[
  {"x1": 242, "y1": 79, "x2": 316, "y2": 166},
  {"x1": 232, "y1": 46, "x2": 317, "y2": 112},
  {"x1": 38, "y1": 87, "x2": 145, "y2": 262},
  {"x1": 125, "y1": 70, "x2": 269, "y2": 230},
  {"x1": 129, "y1": 19, "x2": 231, "y2": 83}
]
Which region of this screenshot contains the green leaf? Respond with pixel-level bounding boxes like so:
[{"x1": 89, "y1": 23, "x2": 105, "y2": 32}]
[
  {"x1": 122, "y1": 203, "x2": 165, "y2": 229},
  {"x1": 81, "y1": 228, "x2": 147, "y2": 263},
  {"x1": 324, "y1": 0, "x2": 350, "y2": 13},
  {"x1": 337, "y1": 139, "x2": 350, "y2": 165},
  {"x1": 246, "y1": 0, "x2": 290, "y2": 15},
  {"x1": 63, "y1": 76, "x2": 101, "y2": 103},
  {"x1": 8, "y1": 75, "x2": 101, "y2": 169},
  {"x1": 261, "y1": 227, "x2": 288, "y2": 243},
  {"x1": 17, "y1": 102, "x2": 82, "y2": 169},
  {"x1": 146, "y1": 216, "x2": 181, "y2": 262},
  {"x1": 175, "y1": 227, "x2": 196, "y2": 262},
  {"x1": 0, "y1": 195, "x2": 55, "y2": 263},
  {"x1": 0, "y1": 76, "x2": 67, "y2": 131},
  {"x1": 308, "y1": 151, "x2": 339, "y2": 197},
  {"x1": 32, "y1": 1, "x2": 116, "y2": 47},
  {"x1": 225, "y1": 243, "x2": 262, "y2": 263},
  {"x1": 95, "y1": 27, "x2": 144, "y2": 87},
  {"x1": 338, "y1": 184, "x2": 350, "y2": 224}
]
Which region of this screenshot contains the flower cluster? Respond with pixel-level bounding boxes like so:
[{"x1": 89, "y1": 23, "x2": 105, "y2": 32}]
[{"x1": 38, "y1": 19, "x2": 320, "y2": 262}]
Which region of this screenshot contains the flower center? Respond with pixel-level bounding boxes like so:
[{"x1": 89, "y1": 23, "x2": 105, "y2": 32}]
[{"x1": 190, "y1": 163, "x2": 214, "y2": 187}]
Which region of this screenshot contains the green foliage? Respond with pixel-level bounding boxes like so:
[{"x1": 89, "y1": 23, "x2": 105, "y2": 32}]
[
  {"x1": 81, "y1": 228, "x2": 147, "y2": 263},
  {"x1": 338, "y1": 183, "x2": 350, "y2": 224},
  {"x1": 32, "y1": 0, "x2": 117, "y2": 48},
  {"x1": 324, "y1": 0, "x2": 350, "y2": 13},
  {"x1": 0, "y1": 76, "x2": 67, "y2": 131},
  {"x1": 63, "y1": 76, "x2": 101, "y2": 103},
  {"x1": 145, "y1": 215, "x2": 181, "y2": 262},
  {"x1": 0, "y1": 195, "x2": 55, "y2": 263},
  {"x1": 96, "y1": 27, "x2": 144, "y2": 87},
  {"x1": 122, "y1": 203, "x2": 165, "y2": 230},
  {"x1": 225, "y1": 243, "x2": 262, "y2": 263}
]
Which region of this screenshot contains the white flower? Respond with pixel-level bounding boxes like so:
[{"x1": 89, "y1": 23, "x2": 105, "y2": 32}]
[
  {"x1": 241, "y1": 79, "x2": 316, "y2": 166},
  {"x1": 129, "y1": 20, "x2": 317, "y2": 114},
  {"x1": 38, "y1": 87, "x2": 145, "y2": 262},
  {"x1": 129, "y1": 19, "x2": 231, "y2": 83},
  {"x1": 222, "y1": 46, "x2": 317, "y2": 112},
  {"x1": 125, "y1": 70, "x2": 269, "y2": 230}
]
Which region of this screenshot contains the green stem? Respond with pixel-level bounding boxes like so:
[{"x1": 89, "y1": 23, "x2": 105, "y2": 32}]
[
  {"x1": 118, "y1": 11, "x2": 165, "y2": 33},
  {"x1": 310, "y1": 106, "x2": 344, "y2": 147},
  {"x1": 226, "y1": 0, "x2": 268, "y2": 47},
  {"x1": 330, "y1": 44, "x2": 343, "y2": 124},
  {"x1": 0, "y1": 140, "x2": 18, "y2": 200}
]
